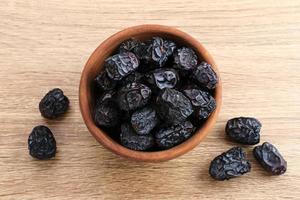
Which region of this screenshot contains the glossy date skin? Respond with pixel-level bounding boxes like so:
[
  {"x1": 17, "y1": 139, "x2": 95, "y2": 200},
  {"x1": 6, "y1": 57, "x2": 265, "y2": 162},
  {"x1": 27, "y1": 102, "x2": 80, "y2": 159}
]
[
  {"x1": 145, "y1": 68, "x2": 179, "y2": 90},
  {"x1": 253, "y1": 142, "x2": 287, "y2": 175}
]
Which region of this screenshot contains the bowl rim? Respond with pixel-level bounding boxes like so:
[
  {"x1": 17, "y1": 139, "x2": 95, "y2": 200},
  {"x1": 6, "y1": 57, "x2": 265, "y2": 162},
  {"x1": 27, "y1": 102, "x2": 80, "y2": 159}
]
[{"x1": 79, "y1": 24, "x2": 222, "y2": 162}]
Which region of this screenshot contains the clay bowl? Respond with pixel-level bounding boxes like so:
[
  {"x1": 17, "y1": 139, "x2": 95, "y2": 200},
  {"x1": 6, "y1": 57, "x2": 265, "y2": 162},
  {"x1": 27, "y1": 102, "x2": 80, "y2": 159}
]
[{"x1": 79, "y1": 24, "x2": 222, "y2": 162}]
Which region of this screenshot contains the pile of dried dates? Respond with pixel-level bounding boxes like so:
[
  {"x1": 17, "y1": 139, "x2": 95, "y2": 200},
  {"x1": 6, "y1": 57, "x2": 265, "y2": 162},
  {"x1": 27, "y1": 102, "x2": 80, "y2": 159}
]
[
  {"x1": 209, "y1": 117, "x2": 287, "y2": 180},
  {"x1": 92, "y1": 37, "x2": 218, "y2": 151}
]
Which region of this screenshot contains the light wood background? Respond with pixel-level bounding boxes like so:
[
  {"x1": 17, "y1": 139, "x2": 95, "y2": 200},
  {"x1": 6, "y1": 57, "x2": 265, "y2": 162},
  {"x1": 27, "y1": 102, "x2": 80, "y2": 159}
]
[{"x1": 1, "y1": 0, "x2": 300, "y2": 199}]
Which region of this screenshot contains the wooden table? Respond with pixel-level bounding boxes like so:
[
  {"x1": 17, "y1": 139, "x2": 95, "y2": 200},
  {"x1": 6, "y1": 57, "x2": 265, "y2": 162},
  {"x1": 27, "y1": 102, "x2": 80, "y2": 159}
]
[{"x1": 1, "y1": 0, "x2": 300, "y2": 199}]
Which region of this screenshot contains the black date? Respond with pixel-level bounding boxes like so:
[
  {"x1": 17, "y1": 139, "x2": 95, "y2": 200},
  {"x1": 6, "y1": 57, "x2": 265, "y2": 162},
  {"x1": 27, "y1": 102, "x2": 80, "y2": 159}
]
[
  {"x1": 155, "y1": 121, "x2": 195, "y2": 149},
  {"x1": 131, "y1": 106, "x2": 159, "y2": 135},
  {"x1": 39, "y1": 88, "x2": 69, "y2": 119},
  {"x1": 105, "y1": 52, "x2": 139, "y2": 80},
  {"x1": 193, "y1": 61, "x2": 218, "y2": 90},
  {"x1": 156, "y1": 88, "x2": 193, "y2": 124},
  {"x1": 120, "y1": 123, "x2": 155, "y2": 151},
  {"x1": 174, "y1": 47, "x2": 198, "y2": 70},
  {"x1": 209, "y1": 147, "x2": 251, "y2": 180},
  {"x1": 145, "y1": 68, "x2": 179, "y2": 90},
  {"x1": 94, "y1": 101, "x2": 120, "y2": 128},
  {"x1": 253, "y1": 142, "x2": 287, "y2": 175},
  {"x1": 94, "y1": 71, "x2": 117, "y2": 91},
  {"x1": 226, "y1": 117, "x2": 261, "y2": 145},
  {"x1": 28, "y1": 125, "x2": 56, "y2": 160},
  {"x1": 183, "y1": 87, "x2": 216, "y2": 120},
  {"x1": 117, "y1": 82, "x2": 152, "y2": 111}
]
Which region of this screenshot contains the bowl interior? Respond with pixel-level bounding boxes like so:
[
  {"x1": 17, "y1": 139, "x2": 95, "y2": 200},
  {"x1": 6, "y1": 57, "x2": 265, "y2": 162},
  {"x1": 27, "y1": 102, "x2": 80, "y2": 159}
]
[{"x1": 80, "y1": 25, "x2": 221, "y2": 162}]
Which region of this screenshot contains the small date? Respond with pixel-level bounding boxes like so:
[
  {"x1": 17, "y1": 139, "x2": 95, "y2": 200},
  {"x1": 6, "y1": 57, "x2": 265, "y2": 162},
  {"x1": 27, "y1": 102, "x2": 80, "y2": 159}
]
[
  {"x1": 253, "y1": 142, "x2": 287, "y2": 175},
  {"x1": 209, "y1": 147, "x2": 251, "y2": 180},
  {"x1": 226, "y1": 117, "x2": 261, "y2": 145}
]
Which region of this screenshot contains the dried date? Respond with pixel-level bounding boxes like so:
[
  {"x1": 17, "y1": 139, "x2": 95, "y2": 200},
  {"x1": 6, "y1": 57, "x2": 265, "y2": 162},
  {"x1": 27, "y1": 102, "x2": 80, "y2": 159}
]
[
  {"x1": 135, "y1": 37, "x2": 176, "y2": 67},
  {"x1": 131, "y1": 106, "x2": 159, "y2": 135},
  {"x1": 133, "y1": 41, "x2": 152, "y2": 63},
  {"x1": 174, "y1": 47, "x2": 198, "y2": 70},
  {"x1": 193, "y1": 61, "x2": 218, "y2": 90},
  {"x1": 105, "y1": 52, "x2": 139, "y2": 80},
  {"x1": 145, "y1": 68, "x2": 179, "y2": 90},
  {"x1": 156, "y1": 88, "x2": 193, "y2": 124},
  {"x1": 120, "y1": 123, "x2": 154, "y2": 151},
  {"x1": 120, "y1": 72, "x2": 144, "y2": 86},
  {"x1": 94, "y1": 71, "x2": 117, "y2": 91},
  {"x1": 226, "y1": 117, "x2": 261, "y2": 145},
  {"x1": 151, "y1": 37, "x2": 176, "y2": 67},
  {"x1": 39, "y1": 88, "x2": 69, "y2": 119},
  {"x1": 183, "y1": 87, "x2": 216, "y2": 120},
  {"x1": 97, "y1": 90, "x2": 116, "y2": 103},
  {"x1": 119, "y1": 38, "x2": 140, "y2": 53},
  {"x1": 94, "y1": 101, "x2": 120, "y2": 127},
  {"x1": 117, "y1": 82, "x2": 152, "y2": 111},
  {"x1": 209, "y1": 147, "x2": 251, "y2": 180},
  {"x1": 28, "y1": 125, "x2": 56, "y2": 160},
  {"x1": 253, "y1": 142, "x2": 287, "y2": 175},
  {"x1": 155, "y1": 121, "x2": 195, "y2": 149}
]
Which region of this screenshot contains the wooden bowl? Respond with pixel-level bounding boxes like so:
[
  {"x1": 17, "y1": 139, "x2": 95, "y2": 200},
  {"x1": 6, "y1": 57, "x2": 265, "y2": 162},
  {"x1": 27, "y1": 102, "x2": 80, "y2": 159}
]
[{"x1": 79, "y1": 24, "x2": 222, "y2": 162}]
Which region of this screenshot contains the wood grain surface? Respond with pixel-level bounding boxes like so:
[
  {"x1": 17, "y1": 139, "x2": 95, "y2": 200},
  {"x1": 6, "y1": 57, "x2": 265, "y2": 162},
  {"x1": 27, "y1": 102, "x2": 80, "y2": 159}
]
[{"x1": 1, "y1": 0, "x2": 300, "y2": 199}]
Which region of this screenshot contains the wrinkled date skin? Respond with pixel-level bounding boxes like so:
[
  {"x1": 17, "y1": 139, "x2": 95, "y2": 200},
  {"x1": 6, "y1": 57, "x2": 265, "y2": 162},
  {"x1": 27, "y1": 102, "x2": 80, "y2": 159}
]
[
  {"x1": 94, "y1": 71, "x2": 117, "y2": 91},
  {"x1": 117, "y1": 82, "x2": 152, "y2": 111},
  {"x1": 157, "y1": 88, "x2": 193, "y2": 124},
  {"x1": 132, "y1": 37, "x2": 176, "y2": 67},
  {"x1": 146, "y1": 68, "x2": 179, "y2": 90},
  {"x1": 174, "y1": 47, "x2": 198, "y2": 70},
  {"x1": 151, "y1": 37, "x2": 176, "y2": 67},
  {"x1": 131, "y1": 106, "x2": 159, "y2": 135},
  {"x1": 105, "y1": 52, "x2": 140, "y2": 80},
  {"x1": 209, "y1": 147, "x2": 251, "y2": 180},
  {"x1": 120, "y1": 72, "x2": 144, "y2": 86},
  {"x1": 39, "y1": 88, "x2": 69, "y2": 119},
  {"x1": 94, "y1": 101, "x2": 120, "y2": 128},
  {"x1": 155, "y1": 121, "x2": 195, "y2": 149},
  {"x1": 131, "y1": 41, "x2": 152, "y2": 63},
  {"x1": 253, "y1": 142, "x2": 287, "y2": 175},
  {"x1": 226, "y1": 117, "x2": 261, "y2": 145},
  {"x1": 120, "y1": 123, "x2": 154, "y2": 151},
  {"x1": 97, "y1": 90, "x2": 116, "y2": 104},
  {"x1": 28, "y1": 125, "x2": 56, "y2": 160},
  {"x1": 119, "y1": 38, "x2": 140, "y2": 53},
  {"x1": 193, "y1": 61, "x2": 218, "y2": 90},
  {"x1": 183, "y1": 87, "x2": 216, "y2": 120}
]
